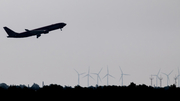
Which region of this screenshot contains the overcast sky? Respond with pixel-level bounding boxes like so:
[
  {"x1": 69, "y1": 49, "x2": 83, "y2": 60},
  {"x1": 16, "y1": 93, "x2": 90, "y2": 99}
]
[{"x1": 0, "y1": 0, "x2": 180, "y2": 87}]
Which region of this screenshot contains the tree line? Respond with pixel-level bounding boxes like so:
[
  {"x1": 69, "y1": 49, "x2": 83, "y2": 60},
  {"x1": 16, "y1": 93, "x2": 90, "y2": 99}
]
[{"x1": 0, "y1": 82, "x2": 179, "y2": 100}]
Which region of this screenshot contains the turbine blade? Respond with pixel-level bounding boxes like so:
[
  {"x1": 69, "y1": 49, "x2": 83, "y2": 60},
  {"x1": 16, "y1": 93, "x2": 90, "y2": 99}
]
[
  {"x1": 119, "y1": 76, "x2": 122, "y2": 81},
  {"x1": 109, "y1": 74, "x2": 115, "y2": 79},
  {"x1": 162, "y1": 73, "x2": 168, "y2": 76},
  {"x1": 74, "y1": 69, "x2": 79, "y2": 74},
  {"x1": 168, "y1": 70, "x2": 173, "y2": 76},
  {"x1": 91, "y1": 73, "x2": 97, "y2": 75},
  {"x1": 88, "y1": 67, "x2": 90, "y2": 74},
  {"x1": 175, "y1": 75, "x2": 178, "y2": 78},
  {"x1": 89, "y1": 75, "x2": 94, "y2": 80},
  {"x1": 83, "y1": 74, "x2": 88, "y2": 78},
  {"x1": 102, "y1": 74, "x2": 108, "y2": 79},
  {"x1": 157, "y1": 69, "x2": 161, "y2": 75},
  {"x1": 98, "y1": 75, "x2": 102, "y2": 82},
  {"x1": 123, "y1": 74, "x2": 129, "y2": 76},
  {"x1": 107, "y1": 66, "x2": 109, "y2": 74},
  {"x1": 98, "y1": 68, "x2": 103, "y2": 74},
  {"x1": 119, "y1": 66, "x2": 123, "y2": 74},
  {"x1": 80, "y1": 72, "x2": 85, "y2": 75}
]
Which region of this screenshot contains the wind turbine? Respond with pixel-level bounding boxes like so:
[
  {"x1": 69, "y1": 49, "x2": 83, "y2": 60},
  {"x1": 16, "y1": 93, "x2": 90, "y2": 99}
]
[
  {"x1": 74, "y1": 69, "x2": 85, "y2": 85},
  {"x1": 162, "y1": 70, "x2": 173, "y2": 86},
  {"x1": 119, "y1": 66, "x2": 129, "y2": 86},
  {"x1": 152, "y1": 69, "x2": 161, "y2": 87},
  {"x1": 83, "y1": 67, "x2": 94, "y2": 87},
  {"x1": 102, "y1": 66, "x2": 115, "y2": 86},
  {"x1": 92, "y1": 68, "x2": 103, "y2": 86}
]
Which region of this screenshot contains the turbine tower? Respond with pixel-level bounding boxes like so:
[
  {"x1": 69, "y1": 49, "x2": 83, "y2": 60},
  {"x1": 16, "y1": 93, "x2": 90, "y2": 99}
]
[
  {"x1": 119, "y1": 66, "x2": 129, "y2": 86},
  {"x1": 42, "y1": 81, "x2": 44, "y2": 87},
  {"x1": 158, "y1": 75, "x2": 163, "y2": 87},
  {"x1": 149, "y1": 75, "x2": 154, "y2": 86},
  {"x1": 162, "y1": 70, "x2": 173, "y2": 86},
  {"x1": 178, "y1": 67, "x2": 180, "y2": 87},
  {"x1": 152, "y1": 69, "x2": 161, "y2": 87},
  {"x1": 74, "y1": 69, "x2": 85, "y2": 85},
  {"x1": 83, "y1": 67, "x2": 94, "y2": 87},
  {"x1": 92, "y1": 68, "x2": 103, "y2": 86},
  {"x1": 174, "y1": 75, "x2": 179, "y2": 86},
  {"x1": 102, "y1": 66, "x2": 114, "y2": 86}
]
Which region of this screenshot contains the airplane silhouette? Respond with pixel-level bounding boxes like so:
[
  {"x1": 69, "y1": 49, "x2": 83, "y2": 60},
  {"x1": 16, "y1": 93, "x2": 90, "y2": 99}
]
[{"x1": 3, "y1": 22, "x2": 66, "y2": 38}]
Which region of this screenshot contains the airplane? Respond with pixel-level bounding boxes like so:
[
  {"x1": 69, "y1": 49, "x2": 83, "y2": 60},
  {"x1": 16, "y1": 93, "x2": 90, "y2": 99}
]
[{"x1": 3, "y1": 22, "x2": 66, "y2": 38}]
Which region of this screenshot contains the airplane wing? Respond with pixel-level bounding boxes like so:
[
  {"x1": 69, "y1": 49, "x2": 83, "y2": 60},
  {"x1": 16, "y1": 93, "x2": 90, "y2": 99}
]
[{"x1": 25, "y1": 29, "x2": 49, "y2": 34}]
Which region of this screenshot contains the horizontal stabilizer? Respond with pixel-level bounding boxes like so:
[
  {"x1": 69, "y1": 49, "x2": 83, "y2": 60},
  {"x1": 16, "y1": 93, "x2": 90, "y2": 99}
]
[{"x1": 25, "y1": 29, "x2": 30, "y2": 32}]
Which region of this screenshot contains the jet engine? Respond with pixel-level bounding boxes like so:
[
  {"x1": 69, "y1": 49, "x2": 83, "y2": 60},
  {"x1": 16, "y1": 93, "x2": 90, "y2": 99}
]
[{"x1": 43, "y1": 30, "x2": 49, "y2": 34}]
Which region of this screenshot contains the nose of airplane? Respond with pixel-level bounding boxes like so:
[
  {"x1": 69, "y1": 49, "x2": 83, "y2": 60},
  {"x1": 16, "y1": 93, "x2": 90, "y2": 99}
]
[
  {"x1": 59, "y1": 23, "x2": 66, "y2": 31},
  {"x1": 63, "y1": 23, "x2": 66, "y2": 27},
  {"x1": 60, "y1": 23, "x2": 66, "y2": 27}
]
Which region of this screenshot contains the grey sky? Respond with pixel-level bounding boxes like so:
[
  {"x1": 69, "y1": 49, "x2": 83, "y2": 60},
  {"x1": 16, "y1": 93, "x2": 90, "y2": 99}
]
[{"x1": 0, "y1": 0, "x2": 180, "y2": 87}]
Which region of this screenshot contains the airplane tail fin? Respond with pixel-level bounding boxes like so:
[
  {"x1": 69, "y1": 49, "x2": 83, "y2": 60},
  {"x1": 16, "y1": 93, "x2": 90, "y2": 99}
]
[{"x1": 3, "y1": 27, "x2": 17, "y2": 37}]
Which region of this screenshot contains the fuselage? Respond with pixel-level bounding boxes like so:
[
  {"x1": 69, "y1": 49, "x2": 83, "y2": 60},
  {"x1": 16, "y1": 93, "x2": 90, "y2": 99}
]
[{"x1": 4, "y1": 22, "x2": 66, "y2": 38}]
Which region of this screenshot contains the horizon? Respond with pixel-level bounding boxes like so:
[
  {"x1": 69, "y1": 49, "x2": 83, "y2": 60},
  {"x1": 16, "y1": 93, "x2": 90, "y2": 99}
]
[{"x1": 0, "y1": 81, "x2": 178, "y2": 88}]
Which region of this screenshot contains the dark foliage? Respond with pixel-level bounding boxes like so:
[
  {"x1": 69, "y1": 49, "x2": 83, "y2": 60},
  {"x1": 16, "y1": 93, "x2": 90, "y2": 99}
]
[{"x1": 0, "y1": 82, "x2": 179, "y2": 100}]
